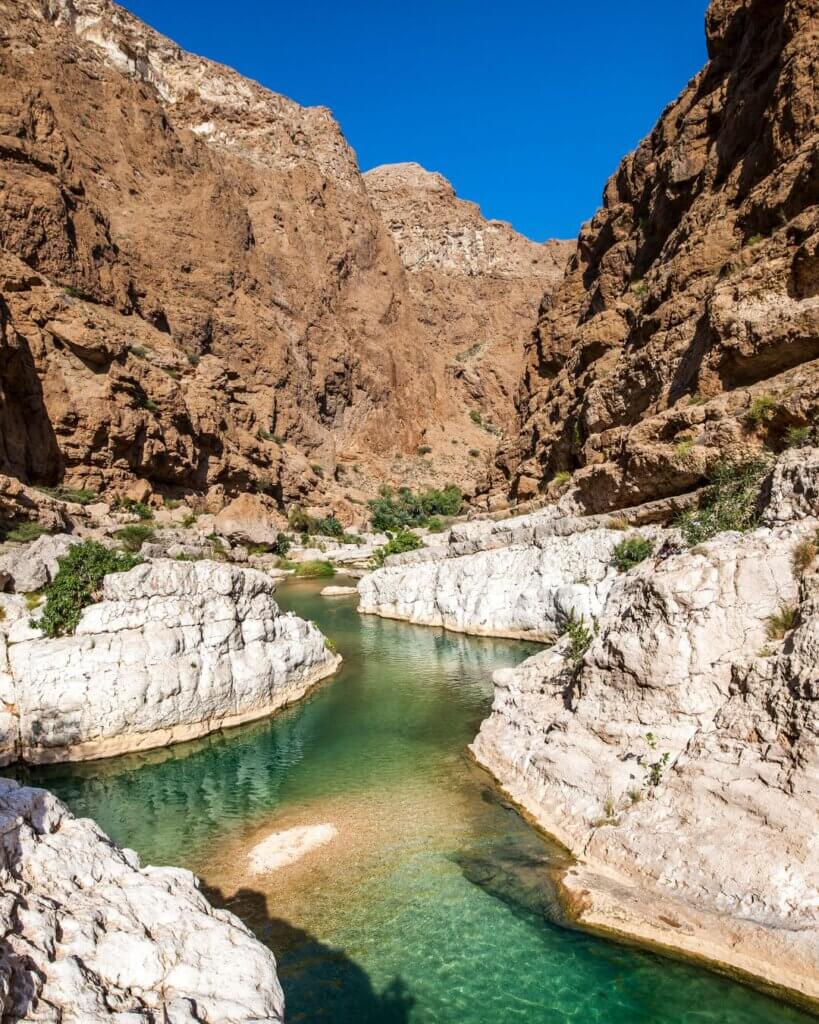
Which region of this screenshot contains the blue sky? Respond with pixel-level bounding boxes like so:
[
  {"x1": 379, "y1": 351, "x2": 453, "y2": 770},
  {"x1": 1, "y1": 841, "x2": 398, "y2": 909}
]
[{"x1": 121, "y1": 0, "x2": 709, "y2": 241}]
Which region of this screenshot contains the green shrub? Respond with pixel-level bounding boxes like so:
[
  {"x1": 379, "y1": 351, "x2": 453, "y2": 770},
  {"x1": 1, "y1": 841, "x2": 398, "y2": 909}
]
[
  {"x1": 745, "y1": 395, "x2": 778, "y2": 426},
  {"x1": 294, "y1": 559, "x2": 335, "y2": 578},
  {"x1": 793, "y1": 537, "x2": 817, "y2": 575},
  {"x1": 182, "y1": 511, "x2": 198, "y2": 529},
  {"x1": 745, "y1": 233, "x2": 765, "y2": 247},
  {"x1": 676, "y1": 458, "x2": 769, "y2": 546},
  {"x1": 417, "y1": 445, "x2": 432, "y2": 456},
  {"x1": 115, "y1": 498, "x2": 154, "y2": 520},
  {"x1": 784, "y1": 425, "x2": 812, "y2": 449},
  {"x1": 273, "y1": 532, "x2": 291, "y2": 557},
  {"x1": 369, "y1": 485, "x2": 462, "y2": 532},
  {"x1": 562, "y1": 616, "x2": 593, "y2": 669},
  {"x1": 311, "y1": 464, "x2": 324, "y2": 478},
  {"x1": 128, "y1": 344, "x2": 149, "y2": 358},
  {"x1": 36, "y1": 541, "x2": 140, "y2": 637},
  {"x1": 469, "y1": 410, "x2": 483, "y2": 426},
  {"x1": 551, "y1": 470, "x2": 571, "y2": 489},
  {"x1": 0, "y1": 521, "x2": 47, "y2": 544},
  {"x1": 113, "y1": 524, "x2": 155, "y2": 552},
  {"x1": 612, "y1": 536, "x2": 653, "y2": 572},
  {"x1": 370, "y1": 529, "x2": 423, "y2": 568},
  {"x1": 315, "y1": 515, "x2": 343, "y2": 538}
]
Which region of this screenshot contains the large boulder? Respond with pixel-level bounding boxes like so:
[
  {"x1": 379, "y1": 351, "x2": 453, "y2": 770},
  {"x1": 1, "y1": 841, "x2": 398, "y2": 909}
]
[
  {"x1": 5, "y1": 559, "x2": 340, "y2": 763},
  {"x1": 0, "y1": 533, "x2": 80, "y2": 593},
  {"x1": 0, "y1": 779, "x2": 285, "y2": 1022},
  {"x1": 213, "y1": 494, "x2": 286, "y2": 547}
]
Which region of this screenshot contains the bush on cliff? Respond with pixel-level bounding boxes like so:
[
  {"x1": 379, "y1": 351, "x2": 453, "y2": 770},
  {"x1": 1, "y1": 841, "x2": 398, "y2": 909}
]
[
  {"x1": 612, "y1": 535, "x2": 653, "y2": 572},
  {"x1": 676, "y1": 457, "x2": 769, "y2": 546},
  {"x1": 36, "y1": 541, "x2": 140, "y2": 638},
  {"x1": 113, "y1": 524, "x2": 156, "y2": 552},
  {"x1": 369, "y1": 485, "x2": 462, "y2": 532},
  {"x1": 370, "y1": 530, "x2": 423, "y2": 568}
]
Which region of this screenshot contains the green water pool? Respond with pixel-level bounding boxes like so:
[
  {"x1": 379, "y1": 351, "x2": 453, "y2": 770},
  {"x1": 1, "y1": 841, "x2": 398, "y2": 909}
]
[{"x1": 19, "y1": 578, "x2": 815, "y2": 1023}]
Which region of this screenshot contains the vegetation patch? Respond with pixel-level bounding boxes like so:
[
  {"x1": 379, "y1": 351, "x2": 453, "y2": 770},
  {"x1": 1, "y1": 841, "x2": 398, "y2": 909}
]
[
  {"x1": 36, "y1": 541, "x2": 140, "y2": 638},
  {"x1": 370, "y1": 530, "x2": 423, "y2": 568},
  {"x1": 113, "y1": 524, "x2": 156, "y2": 552},
  {"x1": 114, "y1": 498, "x2": 154, "y2": 520},
  {"x1": 676, "y1": 458, "x2": 769, "y2": 546},
  {"x1": 294, "y1": 560, "x2": 335, "y2": 578},
  {"x1": 0, "y1": 521, "x2": 48, "y2": 544},
  {"x1": 766, "y1": 603, "x2": 798, "y2": 641},
  {"x1": 745, "y1": 394, "x2": 778, "y2": 426},
  {"x1": 612, "y1": 535, "x2": 653, "y2": 572},
  {"x1": 416, "y1": 445, "x2": 432, "y2": 456},
  {"x1": 784, "y1": 425, "x2": 813, "y2": 449},
  {"x1": 369, "y1": 485, "x2": 462, "y2": 532},
  {"x1": 469, "y1": 410, "x2": 483, "y2": 426},
  {"x1": 34, "y1": 485, "x2": 97, "y2": 506}
]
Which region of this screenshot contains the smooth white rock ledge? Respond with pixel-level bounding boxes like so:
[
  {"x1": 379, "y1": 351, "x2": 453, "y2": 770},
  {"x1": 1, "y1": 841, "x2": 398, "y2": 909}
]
[{"x1": 0, "y1": 559, "x2": 341, "y2": 764}]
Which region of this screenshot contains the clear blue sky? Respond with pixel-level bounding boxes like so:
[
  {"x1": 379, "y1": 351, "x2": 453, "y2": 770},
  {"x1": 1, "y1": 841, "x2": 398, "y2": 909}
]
[{"x1": 121, "y1": 0, "x2": 709, "y2": 241}]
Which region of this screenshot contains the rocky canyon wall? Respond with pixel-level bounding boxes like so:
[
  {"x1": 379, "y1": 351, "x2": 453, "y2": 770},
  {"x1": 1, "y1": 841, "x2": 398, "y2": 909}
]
[
  {"x1": 0, "y1": 0, "x2": 564, "y2": 515},
  {"x1": 502, "y1": 0, "x2": 819, "y2": 512}
]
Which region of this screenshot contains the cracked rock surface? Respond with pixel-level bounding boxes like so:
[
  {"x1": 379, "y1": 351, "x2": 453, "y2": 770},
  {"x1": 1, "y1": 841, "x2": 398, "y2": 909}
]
[
  {"x1": 0, "y1": 778, "x2": 284, "y2": 1022},
  {"x1": 1, "y1": 559, "x2": 340, "y2": 764}
]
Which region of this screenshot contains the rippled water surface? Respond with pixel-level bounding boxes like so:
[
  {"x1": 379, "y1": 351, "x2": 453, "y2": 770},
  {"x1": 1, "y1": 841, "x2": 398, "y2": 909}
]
[{"x1": 24, "y1": 579, "x2": 814, "y2": 1023}]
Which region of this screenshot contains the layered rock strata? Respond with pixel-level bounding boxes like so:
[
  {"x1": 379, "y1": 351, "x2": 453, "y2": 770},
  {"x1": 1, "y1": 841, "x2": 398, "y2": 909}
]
[
  {"x1": 0, "y1": 778, "x2": 285, "y2": 1022},
  {"x1": 1, "y1": 559, "x2": 340, "y2": 763},
  {"x1": 501, "y1": 0, "x2": 819, "y2": 512}
]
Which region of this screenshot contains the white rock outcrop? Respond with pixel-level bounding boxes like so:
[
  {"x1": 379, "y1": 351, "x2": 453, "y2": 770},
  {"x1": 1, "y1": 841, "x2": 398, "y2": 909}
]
[
  {"x1": 3, "y1": 559, "x2": 340, "y2": 763},
  {"x1": 467, "y1": 456, "x2": 819, "y2": 1001},
  {"x1": 0, "y1": 778, "x2": 285, "y2": 1022},
  {"x1": 357, "y1": 510, "x2": 650, "y2": 640}
]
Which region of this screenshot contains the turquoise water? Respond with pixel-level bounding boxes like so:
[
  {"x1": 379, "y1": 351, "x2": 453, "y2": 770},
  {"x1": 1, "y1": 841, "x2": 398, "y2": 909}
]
[{"x1": 20, "y1": 579, "x2": 814, "y2": 1024}]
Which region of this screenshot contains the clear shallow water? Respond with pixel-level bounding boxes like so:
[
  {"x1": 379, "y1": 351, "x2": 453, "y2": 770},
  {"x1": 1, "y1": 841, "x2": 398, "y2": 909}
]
[{"x1": 20, "y1": 579, "x2": 815, "y2": 1024}]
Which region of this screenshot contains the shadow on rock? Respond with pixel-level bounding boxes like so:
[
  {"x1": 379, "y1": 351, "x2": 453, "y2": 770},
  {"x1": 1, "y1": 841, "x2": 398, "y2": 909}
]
[{"x1": 204, "y1": 884, "x2": 415, "y2": 1024}]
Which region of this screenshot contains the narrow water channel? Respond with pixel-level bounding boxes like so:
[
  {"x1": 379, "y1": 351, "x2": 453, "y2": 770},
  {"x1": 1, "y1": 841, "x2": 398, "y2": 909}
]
[{"x1": 21, "y1": 579, "x2": 815, "y2": 1023}]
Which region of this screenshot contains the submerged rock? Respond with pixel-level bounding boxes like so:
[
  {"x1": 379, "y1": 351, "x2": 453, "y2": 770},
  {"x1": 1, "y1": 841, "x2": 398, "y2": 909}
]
[
  {"x1": 4, "y1": 559, "x2": 340, "y2": 763},
  {"x1": 0, "y1": 778, "x2": 285, "y2": 1022}
]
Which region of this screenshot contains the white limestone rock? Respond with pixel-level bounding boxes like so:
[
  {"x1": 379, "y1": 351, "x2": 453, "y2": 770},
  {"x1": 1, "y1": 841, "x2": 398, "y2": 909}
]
[
  {"x1": 471, "y1": 519, "x2": 819, "y2": 997},
  {"x1": 6, "y1": 559, "x2": 340, "y2": 763},
  {"x1": 357, "y1": 512, "x2": 646, "y2": 639},
  {"x1": 0, "y1": 534, "x2": 80, "y2": 594},
  {"x1": 0, "y1": 778, "x2": 285, "y2": 1022}
]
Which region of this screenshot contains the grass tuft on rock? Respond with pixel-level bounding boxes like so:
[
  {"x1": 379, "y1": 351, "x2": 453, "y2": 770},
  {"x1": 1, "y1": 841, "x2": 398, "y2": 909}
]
[
  {"x1": 766, "y1": 603, "x2": 799, "y2": 641},
  {"x1": 36, "y1": 541, "x2": 140, "y2": 637},
  {"x1": 612, "y1": 535, "x2": 653, "y2": 572}
]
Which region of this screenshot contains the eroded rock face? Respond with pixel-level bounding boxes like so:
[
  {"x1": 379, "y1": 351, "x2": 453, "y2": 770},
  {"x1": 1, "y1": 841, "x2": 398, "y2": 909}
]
[
  {"x1": 0, "y1": 2, "x2": 564, "y2": 512},
  {"x1": 502, "y1": 0, "x2": 819, "y2": 512},
  {"x1": 0, "y1": 778, "x2": 285, "y2": 1022},
  {"x1": 357, "y1": 512, "x2": 633, "y2": 640},
  {"x1": 365, "y1": 163, "x2": 570, "y2": 441},
  {"x1": 0, "y1": 532, "x2": 79, "y2": 592},
  {"x1": 4, "y1": 559, "x2": 340, "y2": 762}
]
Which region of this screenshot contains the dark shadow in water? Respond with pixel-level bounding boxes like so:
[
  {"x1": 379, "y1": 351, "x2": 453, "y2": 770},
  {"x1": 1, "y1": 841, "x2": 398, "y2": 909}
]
[{"x1": 204, "y1": 884, "x2": 415, "y2": 1024}]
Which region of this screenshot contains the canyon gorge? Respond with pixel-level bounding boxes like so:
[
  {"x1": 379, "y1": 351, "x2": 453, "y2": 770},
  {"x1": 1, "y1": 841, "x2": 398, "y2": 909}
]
[{"x1": 0, "y1": 0, "x2": 817, "y2": 1021}]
